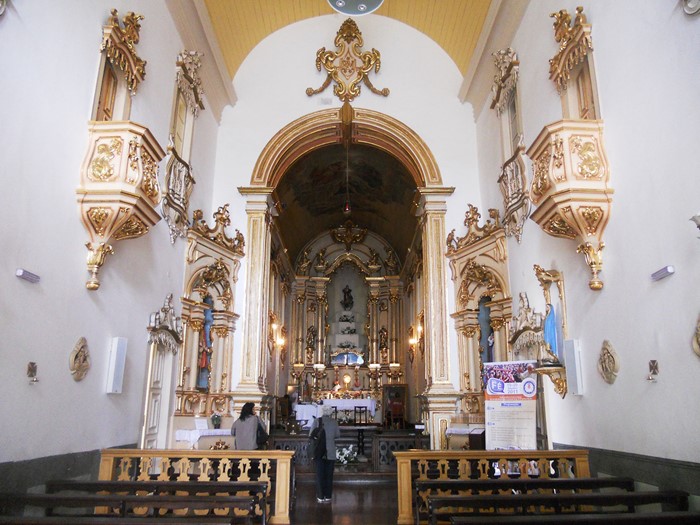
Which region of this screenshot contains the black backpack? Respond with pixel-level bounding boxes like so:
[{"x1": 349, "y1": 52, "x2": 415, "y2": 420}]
[{"x1": 310, "y1": 418, "x2": 327, "y2": 460}]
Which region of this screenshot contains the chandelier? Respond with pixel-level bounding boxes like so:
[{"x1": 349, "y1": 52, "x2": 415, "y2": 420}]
[{"x1": 328, "y1": 0, "x2": 384, "y2": 16}]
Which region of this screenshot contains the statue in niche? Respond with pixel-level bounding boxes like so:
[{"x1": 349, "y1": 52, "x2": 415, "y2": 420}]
[
  {"x1": 196, "y1": 294, "x2": 215, "y2": 391},
  {"x1": 384, "y1": 248, "x2": 399, "y2": 275},
  {"x1": 542, "y1": 304, "x2": 561, "y2": 363},
  {"x1": 298, "y1": 248, "x2": 311, "y2": 274},
  {"x1": 315, "y1": 248, "x2": 328, "y2": 271},
  {"x1": 306, "y1": 325, "x2": 317, "y2": 350},
  {"x1": 341, "y1": 285, "x2": 354, "y2": 310},
  {"x1": 379, "y1": 326, "x2": 388, "y2": 350}
]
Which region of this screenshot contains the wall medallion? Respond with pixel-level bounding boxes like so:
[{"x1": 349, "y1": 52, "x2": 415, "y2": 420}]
[
  {"x1": 70, "y1": 337, "x2": 91, "y2": 381},
  {"x1": 597, "y1": 340, "x2": 619, "y2": 384}
]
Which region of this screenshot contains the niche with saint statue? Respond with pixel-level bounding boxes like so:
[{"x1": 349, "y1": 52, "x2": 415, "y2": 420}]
[{"x1": 328, "y1": 265, "x2": 368, "y2": 366}]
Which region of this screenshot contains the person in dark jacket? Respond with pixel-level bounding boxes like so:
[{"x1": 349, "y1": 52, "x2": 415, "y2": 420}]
[{"x1": 309, "y1": 405, "x2": 341, "y2": 503}]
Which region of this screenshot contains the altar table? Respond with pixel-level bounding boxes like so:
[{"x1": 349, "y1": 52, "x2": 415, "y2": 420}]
[{"x1": 321, "y1": 398, "x2": 376, "y2": 416}]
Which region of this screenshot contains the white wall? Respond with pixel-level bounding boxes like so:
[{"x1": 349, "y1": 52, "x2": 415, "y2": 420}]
[
  {"x1": 212, "y1": 14, "x2": 482, "y2": 391},
  {"x1": 476, "y1": 0, "x2": 700, "y2": 462},
  {"x1": 0, "y1": 1, "x2": 219, "y2": 462}
]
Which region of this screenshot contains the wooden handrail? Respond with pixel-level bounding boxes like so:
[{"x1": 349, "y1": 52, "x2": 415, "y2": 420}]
[
  {"x1": 98, "y1": 448, "x2": 294, "y2": 525},
  {"x1": 393, "y1": 449, "x2": 591, "y2": 525}
]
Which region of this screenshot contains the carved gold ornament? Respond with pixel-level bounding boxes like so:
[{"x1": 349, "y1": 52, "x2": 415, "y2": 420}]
[
  {"x1": 78, "y1": 121, "x2": 165, "y2": 290},
  {"x1": 528, "y1": 120, "x2": 612, "y2": 291},
  {"x1": 89, "y1": 138, "x2": 123, "y2": 181},
  {"x1": 191, "y1": 205, "x2": 245, "y2": 255},
  {"x1": 69, "y1": 337, "x2": 91, "y2": 381},
  {"x1": 331, "y1": 219, "x2": 368, "y2": 251},
  {"x1": 490, "y1": 48, "x2": 520, "y2": 116},
  {"x1": 549, "y1": 6, "x2": 593, "y2": 93},
  {"x1": 101, "y1": 9, "x2": 147, "y2": 94},
  {"x1": 113, "y1": 216, "x2": 148, "y2": 241},
  {"x1": 85, "y1": 242, "x2": 114, "y2": 290},
  {"x1": 577, "y1": 241, "x2": 605, "y2": 290},
  {"x1": 176, "y1": 50, "x2": 205, "y2": 117},
  {"x1": 693, "y1": 316, "x2": 700, "y2": 358},
  {"x1": 598, "y1": 340, "x2": 620, "y2": 384},
  {"x1": 306, "y1": 19, "x2": 389, "y2": 102}
]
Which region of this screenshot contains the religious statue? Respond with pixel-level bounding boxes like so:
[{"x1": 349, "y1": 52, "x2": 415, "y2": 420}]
[
  {"x1": 384, "y1": 248, "x2": 399, "y2": 275},
  {"x1": 196, "y1": 295, "x2": 215, "y2": 391},
  {"x1": 340, "y1": 285, "x2": 354, "y2": 310},
  {"x1": 306, "y1": 325, "x2": 317, "y2": 350},
  {"x1": 379, "y1": 326, "x2": 388, "y2": 350},
  {"x1": 541, "y1": 304, "x2": 561, "y2": 365}
]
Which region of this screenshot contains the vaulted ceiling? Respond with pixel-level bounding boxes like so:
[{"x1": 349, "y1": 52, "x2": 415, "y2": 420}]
[{"x1": 203, "y1": 0, "x2": 492, "y2": 80}]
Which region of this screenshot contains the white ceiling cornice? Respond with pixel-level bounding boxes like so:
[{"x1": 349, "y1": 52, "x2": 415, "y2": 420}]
[
  {"x1": 459, "y1": 0, "x2": 530, "y2": 119},
  {"x1": 166, "y1": 0, "x2": 237, "y2": 122}
]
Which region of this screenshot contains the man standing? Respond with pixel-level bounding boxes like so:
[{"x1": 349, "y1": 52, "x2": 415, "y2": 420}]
[{"x1": 309, "y1": 405, "x2": 341, "y2": 503}]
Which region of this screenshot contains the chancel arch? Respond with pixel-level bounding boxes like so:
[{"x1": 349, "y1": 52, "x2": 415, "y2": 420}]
[{"x1": 238, "y1": 105, "x2": 458, "y2": 448}]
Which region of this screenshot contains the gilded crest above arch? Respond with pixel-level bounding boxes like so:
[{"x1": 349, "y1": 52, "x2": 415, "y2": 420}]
[{"x1": 247, "y1": 106, "x2": 442, "y2": 190}]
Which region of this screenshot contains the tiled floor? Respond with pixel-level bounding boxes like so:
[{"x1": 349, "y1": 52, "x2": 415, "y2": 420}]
[{"x1": 290, "y1": 478, "x2": 398, "y2": 524}]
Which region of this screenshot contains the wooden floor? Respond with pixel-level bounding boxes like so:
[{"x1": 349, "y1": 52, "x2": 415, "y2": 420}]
[{"x1": 290, "y1": 478, "x2": 398, "y2": 524}]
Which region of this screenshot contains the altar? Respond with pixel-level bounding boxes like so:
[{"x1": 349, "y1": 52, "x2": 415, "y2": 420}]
[
  {"x1": 174, "y1": 428, "x2": 232, "y2": 449},
  {"x1": 293, "y1": 399, "x2": 377, "y2": 428}
]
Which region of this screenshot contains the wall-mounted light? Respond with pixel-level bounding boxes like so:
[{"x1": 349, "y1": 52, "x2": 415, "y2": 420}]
[
  {"x1": 16, "y1": 268, "x2": 40, "y2": 283},
  {"x1": 651, "y1": 265, "x2": 675, "y2": 281},
  {"x1": 328, "y1": 0, "x2": 384, "y2": 16}
]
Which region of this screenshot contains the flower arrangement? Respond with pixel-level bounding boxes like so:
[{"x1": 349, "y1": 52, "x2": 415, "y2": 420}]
[
  {"x1": 337, "y1": 341, "x2": 357, "y2": 349},
  {"x1": 339, "y1": 314, "x2": 355, "y2": 322},
  {"x1": 337, "y1": 411, "x2": 353, "y2": 424},
  {"x1": 210, "y1": 411, "x2": 222, "y2": 428},
  {"x1": 340, "y1": 327, "x2": 357, "y2": 334},
  {"x1": 336, "y1": 444, "x2": 358, "y2": 464}
]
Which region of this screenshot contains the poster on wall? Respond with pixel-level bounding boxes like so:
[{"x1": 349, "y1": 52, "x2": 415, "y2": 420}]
[{"x1": 483, "y1": 360, "x2": 537, "y2": 450}]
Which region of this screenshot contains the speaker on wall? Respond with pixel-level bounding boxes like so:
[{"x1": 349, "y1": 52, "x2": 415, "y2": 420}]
[
  {"x1": 563, "y1": 339, "x2": 583, "y2": 396},
  {"x1": 106, "y1": 337, "x2": 127, "y2": 394}
]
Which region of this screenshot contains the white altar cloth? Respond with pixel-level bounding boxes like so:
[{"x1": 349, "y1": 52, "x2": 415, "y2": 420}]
[
  {"x1": 294, "y1": 404, "x2": 321, "y2": 428},
  {"x1": 321, "y1": 398, "x2": 376, "y2": 416},
  {"x1": 175, "y1": 428, "x2": 230, "y2": 446}
]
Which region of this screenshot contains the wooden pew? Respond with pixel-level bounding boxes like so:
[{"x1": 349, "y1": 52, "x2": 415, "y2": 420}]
[
  {"x1": 427, "y1": 490, "x2": 690, "y2": 525},
  {"x1": 45, "y1": 479, "x2": 268, "y2": 525},
  {"x1": 414, "y1": 477, "x2": 635, "y2": 525},
  {"x1": 0, "y1": 492, "x2": 256, "y2": 524},
  {"x1": 394, "y1": 449, "x2": 593, "y2": 525},
  {"x1": 449, "y1": 511, "x2": 700, "y2": 524}
]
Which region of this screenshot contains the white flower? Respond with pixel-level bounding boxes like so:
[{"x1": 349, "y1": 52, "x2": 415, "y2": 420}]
[{"x1": 336, "y1": 445, "x2": 358, "y2": 464}]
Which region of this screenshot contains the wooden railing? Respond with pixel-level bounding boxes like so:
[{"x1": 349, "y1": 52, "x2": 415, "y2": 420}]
[
  {"x1": 98, "y1": 448, "x2": 294, "y2": 524},
  {"x1": 393, "y1": 449, "x2": 590, "y2": 524}
]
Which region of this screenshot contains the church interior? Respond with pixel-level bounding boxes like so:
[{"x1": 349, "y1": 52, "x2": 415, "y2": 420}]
[{"x1": 1, "y1": 0, "x2": 699, "y2": 522}]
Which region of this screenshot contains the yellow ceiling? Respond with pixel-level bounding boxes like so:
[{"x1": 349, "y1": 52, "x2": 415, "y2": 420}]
[{"x1": 204, "y1": 0, "x2": 492, "y2": 80}]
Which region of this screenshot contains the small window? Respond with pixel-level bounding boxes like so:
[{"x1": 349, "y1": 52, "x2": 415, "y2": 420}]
[
  {"x1": 575, "y1": 64, "x2": 596, "y2": 119},
  {"x1": 172, "y1": 89, "x2": 188, "y2": 155},
  {"x1": 96, "y1": 63, "x2": 118, "y2": 121},
  {"x1": 562, "y1": 57, "x2": 599, "y2": 120}
]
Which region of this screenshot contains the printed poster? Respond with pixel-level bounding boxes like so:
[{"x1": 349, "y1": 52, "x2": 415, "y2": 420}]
[{"x1": 483, "y1": 360, "x2": 537, "y2": 450}]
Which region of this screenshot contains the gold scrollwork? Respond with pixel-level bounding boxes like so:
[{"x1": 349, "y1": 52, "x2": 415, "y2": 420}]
[
  {"x1": 579, "y1": 206, "x2": 603, "y2": 235},
  {"x1": 532, "y1": 147, "x2": 552, "y2": 198},
  {"x1": 113, "y1": 216, "x2": 149, "y2": 240},
  {"x1": 189, "y1": 319, "x2": 204, "y2": 332},
  {"x1": 571, "y1": 136, "x2": 602, "y2": 179},
  {"x1": 89, "y1": 138, "x2": 123, "y2": 181},
  {"x1": 101, "y1": 9, "x2": 147, "y2": 94},
  {"x1": 544, "y1": 216, "x2": 577, "y2": 239},
  {"x1": 85, "y1": 242, "x2": 115, "y2": 291},
  {"x1": 140, "y1": 150, "x2": 160, "y2": 201},
  {"x1": 127, "y1": 138, "x2": 139, "y2": 182},
  {"x1": 306, "y1": 19, "x2": 389, "y2": 102},
  {"x1": 87, "y1": 207, "x2": 110, "y2": 237},
  {"x1": 463, "y1": 326, "x2": 479, "y2": 339}
]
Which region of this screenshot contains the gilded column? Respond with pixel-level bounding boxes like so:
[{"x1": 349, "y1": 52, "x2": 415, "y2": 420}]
[
  {"x1": 463, "y1": 325, "x2": 479, "y2": 391},
  {"x1": 490, "y1": 317, "x2": 507, "y2": 362},
  {"x1": 235, "y1": 189, "x2": 273, "y2": 397},
  {"x1": 418, "y1": 188, "x2": 460, "y2": 449},
  {"x1": 188, "y1": 319, "x2": 203, "y2": 390}
]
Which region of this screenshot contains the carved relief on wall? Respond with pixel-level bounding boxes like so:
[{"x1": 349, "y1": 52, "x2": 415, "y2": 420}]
[
  {"x1": 693, "y1": 316, "x2": 700, "y2": 358},
  {"x1": 69, "y1": 337, "x2": 91, "y2": 381},
  {"x1": 306, "y1": 18, "x2": 389, "y2": 103},
  {"x1": 191, "y1": 205, "x2": 245, "y2": 257},
  {"x1": 598, "y1": 340, "x2": 620, "y2": 384}
]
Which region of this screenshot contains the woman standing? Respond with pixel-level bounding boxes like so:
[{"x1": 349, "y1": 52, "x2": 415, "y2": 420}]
[
  {"x1": 231, "y1": 402, "x2": 265, "y2": 450},
  {"x1": 309, "y1": 405, "x2": 341, "y2": 503}
]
